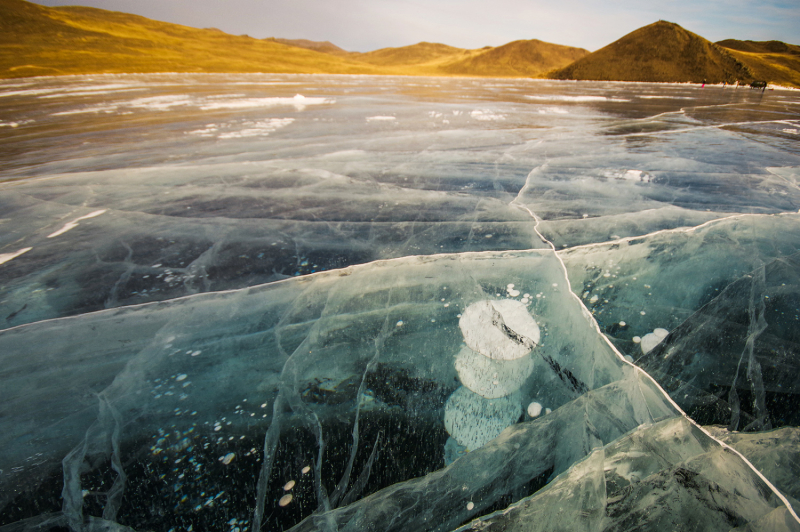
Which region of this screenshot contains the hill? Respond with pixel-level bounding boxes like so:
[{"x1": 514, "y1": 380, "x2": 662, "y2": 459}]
[
  {"x1": 440, "y1": 39, "x2": 589, "y2": 77},
  {"x1": 0, "y1": 0, "x2": 381, "y2": 78},
  {"x1": 0, "y1": 0, "x2": 591, "y2": 79},
  {"x1": 264, "y1": 37, "x2": 350, "y2": 56},
  {"x1": 354, "y1": 42, "x2": 469, "y2": 67},
  {"x1": 716, "y1": 39, "x2": 800, "y2": 88},
  {"x1": 716, "y1": 40, "x2": 800, "y2": 56},
  {"x1": 550, "y1": 21, "x2": 754, "y2": 84},
  {"x1": 333, "y1": 40, "x2": 587, "y2": 77},
  {"x1": 2, "y1": 1, "x2": 796, "y2": 86}
]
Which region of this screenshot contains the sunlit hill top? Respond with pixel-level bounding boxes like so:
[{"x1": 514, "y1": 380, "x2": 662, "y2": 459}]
[{"x1": 1, "y1": 0, "x2": 799, "y2": 87}]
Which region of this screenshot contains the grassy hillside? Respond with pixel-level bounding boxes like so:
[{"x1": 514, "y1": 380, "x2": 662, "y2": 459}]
[
  {"x1": 550, "y1": 21, "x2": 755, "y2": 85},
  {"x1": 0, "y1": 0, "x2": 589, "y2": 79},
  {"x1": 0, "y1": 0, "x2": 382, "y2": 78},
  {"x1": 716, "y1": 40, "x2": 800, "y2": 88},
  {"x1": 354, "y1": 42, "x2": 470, "y2": 67},
  {"x1": 717, "y1": 40, "x2": 800, "y2": 55},
  {"x1": 440, "y1": 39, "x2": 589, "y2": 77},
  {"x1": 2, "y1": 0, "x2": 797, "y2": 86},
  {"x1": 264, "y1": 37, "x2": 350, "y2": 57}
]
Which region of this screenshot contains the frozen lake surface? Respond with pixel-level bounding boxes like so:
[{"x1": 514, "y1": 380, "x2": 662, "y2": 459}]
[{"x1": 1, "y1": 74, "x2": 800, "y2": 531}]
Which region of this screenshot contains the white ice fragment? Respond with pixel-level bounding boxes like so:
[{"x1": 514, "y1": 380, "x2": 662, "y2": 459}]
[
  {"x1": 190, "y1": 351, "x2": 201, "y2": 357},
  {"x1": 396, "y1": 320, "x2": 404, "y2": 327},
  {"x1": 467, "y1": 502, "x2": 475, "y2": 511},
  {"x1": 0, "y1": 247, "x2": 32, "y2": 266},
  {"x1": 589, "y1": 295, "x2": 599, "y2": 303},
  {"x1": 366, "y1": 115, "x2": 396, "y2": 122},
  {"x1": 459, "y1": 300, "x2": 540, "y2": 361},
  {"x1": 176, "y1": 374, "x2": 187, "y2": 382},
  {"x1": 455, "y1": 346, "x2": 534, "y2": 399},
  {"x1": 219, "y1": 453, "x2": 235, "y2": 465},
  {"x1": 301, "y1": 466, "x2": 311, "y2": 474},
  {"x1": 632, "y1": 336, "x2": 641, "y2": 344},
  {"x1": 619, "y1": 321, "x2": 626, "y2": 327},
  {"x1": 283, "y1": 480, "x2": 295, "y2": 491},
  {"x1": 527, "y1": 401, "x2": 543, "y2": 418},
  {"x1": 545, "y1": 408, "x2": 551, "y2": 415},
  {"x1": 444, "y1": 386, "x2": 521, "y2": 450},
  {"x1": 640, "y1": 311, "x2": 646, "y2": 316}
]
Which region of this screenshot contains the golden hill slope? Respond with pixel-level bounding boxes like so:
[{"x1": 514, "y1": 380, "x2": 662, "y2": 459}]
[
  {"x1": 0, "y1": 0, "x2": 381, "y2": 78},
  {"x1": 716, "y1": 40, "x2": 800, "y2": 88},
  {"x1": 440, "y1": 39, "x2": 589, "y2": 77},
  {"x1": 354, "y1": 42, "x2": 470, "y2": 67},
  {"x1": 717, "y1": 40, "x2": 800, "y2": 55},
  {"x1": 0, "y1": 0, "x2": 591, "y2": 79},
  {"x1": 550, "y1": 21, "x2": 754, "y2": 84},
  {"x1": 264, "y1": 37, "x2": 350, "y2": 57},
  {"x1": 4, "y1": 0, "x2": 795, "y2": 85},
  {"x1": 331, "y1": 40, "x2": 587, "y2": 77}
]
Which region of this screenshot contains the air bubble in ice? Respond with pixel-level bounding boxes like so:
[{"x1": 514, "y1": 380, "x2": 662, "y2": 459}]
[{"x1": 278, "y1": 494, "x2": 293, "y2": 507}]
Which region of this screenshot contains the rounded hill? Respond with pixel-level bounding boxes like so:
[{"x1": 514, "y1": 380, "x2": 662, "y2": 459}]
[{"x1": 550, "y1": 20, "x2": 753, "y2": 84}]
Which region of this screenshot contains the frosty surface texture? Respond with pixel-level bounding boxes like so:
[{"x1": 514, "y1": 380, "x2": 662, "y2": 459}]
[{"x1": 1, "y1": 74, "x2": 799, "y2": 531}]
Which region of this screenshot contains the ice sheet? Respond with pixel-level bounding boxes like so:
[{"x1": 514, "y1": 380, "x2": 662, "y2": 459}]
[{"x1": 0, "y1": 74, "x2": 799, "y2": 532}]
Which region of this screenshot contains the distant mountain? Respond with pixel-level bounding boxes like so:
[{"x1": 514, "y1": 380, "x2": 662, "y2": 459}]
[
  {"x1": 440, "y1": 40, "x2": 588, "y2": 77},
  {"x1": 354, "y1": 42, "x2": 468, "y2": 67},
  {"x1": 550, "y1": 21, "x2": 754, "y2": 84},
  {"x1": 716, "y1": 40, "x2": 800, "y2": 88},
  {"x1": 345, "y1": 40, "x2": 587, "y2": 77},
  {"x1": 716, "y1": 40, "x2": 800, "y2": 56},
  {"x1": 1, "y1": 0, "x2": 797, "y2": 86},
  {"x1": 0, "y1": 0, "x2": 592, "y2": 80},
  {"x1": 265, "y1": 37, "x2": 350, "y2": 56},
  {"x1": 0, "y1": 0, "x2": 380, "y2": 78}
]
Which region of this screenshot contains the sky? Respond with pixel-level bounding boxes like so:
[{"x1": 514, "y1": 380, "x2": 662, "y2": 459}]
[{"x1": 29, "y1": 0, "x2": 800, "y2": 53}]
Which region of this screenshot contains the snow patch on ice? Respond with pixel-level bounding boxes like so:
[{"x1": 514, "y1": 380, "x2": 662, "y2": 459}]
[
  {"x1": 0, "y1": 247, "x2": 33, "y2": 266},
  {"x1": 47, "y1": 209, "x2": 107, "y2": 238},
  {"x1": 218, "y1": 119, "x2": 295, "y2": 139},
  {"x1": 538, "y1": 107, "x2": 569, "y2": 114},
  {"x1": 525, "y1": 95, "x2": 630, "y2": 103},
  {"x1": 470, "y1": 110, "x2": 506, "y2": 121},
  {"x1": 366, "y1": 115, "x2": 396, "y2": 122},
  {"x1": 200, "y1": 94, "x2": 332, "y2": 111}
]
